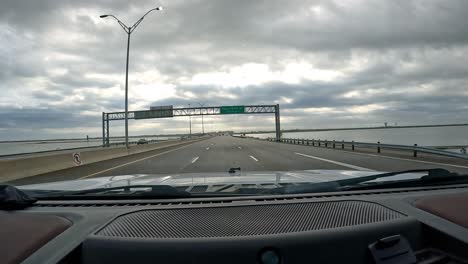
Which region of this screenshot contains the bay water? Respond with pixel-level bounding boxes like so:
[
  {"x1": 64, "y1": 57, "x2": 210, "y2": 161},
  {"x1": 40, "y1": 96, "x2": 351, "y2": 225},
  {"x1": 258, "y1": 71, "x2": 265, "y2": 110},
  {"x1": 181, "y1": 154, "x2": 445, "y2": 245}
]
[
  {"x1": 253, "y1": 126, "x2": 468, "y2": 152},
  {"x1": 0, "y1": 136, "x2": 177, "y2": 156}
]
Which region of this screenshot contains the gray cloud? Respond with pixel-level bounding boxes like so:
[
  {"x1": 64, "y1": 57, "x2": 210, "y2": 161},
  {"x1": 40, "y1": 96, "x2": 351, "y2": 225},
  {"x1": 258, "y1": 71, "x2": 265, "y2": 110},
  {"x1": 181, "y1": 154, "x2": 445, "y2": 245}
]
[{"x1": 1, "y1": 0, "x2": 468, "y2": 140}]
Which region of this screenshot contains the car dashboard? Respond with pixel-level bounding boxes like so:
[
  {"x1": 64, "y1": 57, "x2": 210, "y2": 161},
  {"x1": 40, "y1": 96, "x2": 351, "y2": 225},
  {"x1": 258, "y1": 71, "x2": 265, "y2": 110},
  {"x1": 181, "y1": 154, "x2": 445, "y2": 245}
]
[{"x1": 2, "y1": 184, "x2": 468, "y2": 264}]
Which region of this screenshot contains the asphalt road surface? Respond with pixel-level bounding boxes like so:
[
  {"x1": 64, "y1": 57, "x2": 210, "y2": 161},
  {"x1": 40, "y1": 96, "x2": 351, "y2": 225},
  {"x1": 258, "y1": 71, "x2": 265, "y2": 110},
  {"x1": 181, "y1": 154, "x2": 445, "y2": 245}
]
[{"x1": 10, "y1": 136, "x2": 468, "y2": 185}]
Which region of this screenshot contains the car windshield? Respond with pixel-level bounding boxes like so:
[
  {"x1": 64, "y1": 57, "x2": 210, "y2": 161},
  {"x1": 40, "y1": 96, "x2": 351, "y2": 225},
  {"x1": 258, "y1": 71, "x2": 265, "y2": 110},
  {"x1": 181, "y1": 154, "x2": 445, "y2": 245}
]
[{"x1": 1, "y1": 1, "x2": 468, "y2": 197}]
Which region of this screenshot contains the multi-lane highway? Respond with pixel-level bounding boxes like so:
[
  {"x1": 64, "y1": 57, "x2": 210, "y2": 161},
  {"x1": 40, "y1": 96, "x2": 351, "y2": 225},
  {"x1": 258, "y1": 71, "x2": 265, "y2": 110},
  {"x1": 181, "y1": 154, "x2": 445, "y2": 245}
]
[{"x1": 9, "y1": 136, "x2": 468, "y2": 185}]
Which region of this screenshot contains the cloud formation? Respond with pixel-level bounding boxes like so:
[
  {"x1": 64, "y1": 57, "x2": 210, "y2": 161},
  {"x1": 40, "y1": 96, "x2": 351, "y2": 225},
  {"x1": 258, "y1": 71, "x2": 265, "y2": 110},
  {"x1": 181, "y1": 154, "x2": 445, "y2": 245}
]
[{"x1": 1, "y1": 0, "x2": 468, "y2": 139}]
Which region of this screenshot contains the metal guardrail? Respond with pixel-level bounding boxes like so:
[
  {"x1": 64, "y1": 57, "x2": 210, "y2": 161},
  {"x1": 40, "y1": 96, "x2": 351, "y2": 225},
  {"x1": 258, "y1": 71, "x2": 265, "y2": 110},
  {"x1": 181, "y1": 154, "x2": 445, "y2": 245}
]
[
  {"x1": 262, "y1": 137, "x2": 468, "y2": 161},
  {"x1": 0, "y1": 145, "x2": 105, "y2": 159},
  {"x1": 0, "y1": 139, "x2": 172, "y2": 159},
  {"x1": 106, "y1": 139, "x2": 167, "y2": 147}
]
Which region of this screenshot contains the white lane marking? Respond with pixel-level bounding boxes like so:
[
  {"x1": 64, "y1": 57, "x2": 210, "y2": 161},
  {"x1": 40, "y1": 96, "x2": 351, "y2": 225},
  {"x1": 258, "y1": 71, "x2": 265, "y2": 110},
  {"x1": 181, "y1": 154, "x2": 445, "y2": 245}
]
[
  {"x1": 238, "y1": 146, "x2": 242, "y2": 149},
  {"x1": 206, "y1": 147, "x2": 210, "y2": 150},
  {"x1": 80, "y1": 144, "x2": 193, "y2": 179},
  {"x1": 336, "y1": 149, "x2": 468, "y2": 169},
  {"x1": 295, "y1": 152, "x2": 374, "y2": 171},
  {"x1": 191, "y1": 156, "x2": 199, "y2": 163},
  {"x1": 250, "y1": 155, "x2": 259, "y2": 162}
]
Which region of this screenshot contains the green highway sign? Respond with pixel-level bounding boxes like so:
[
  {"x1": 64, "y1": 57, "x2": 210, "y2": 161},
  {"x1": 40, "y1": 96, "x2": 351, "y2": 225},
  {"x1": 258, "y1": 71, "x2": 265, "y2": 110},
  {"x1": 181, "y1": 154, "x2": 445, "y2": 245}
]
[
  {"x1": 134, "y1": 109, "x2": 173, "y2": 119},
  {"x1": 220, "y1": 105, "x2": 245, "y2": 114}
]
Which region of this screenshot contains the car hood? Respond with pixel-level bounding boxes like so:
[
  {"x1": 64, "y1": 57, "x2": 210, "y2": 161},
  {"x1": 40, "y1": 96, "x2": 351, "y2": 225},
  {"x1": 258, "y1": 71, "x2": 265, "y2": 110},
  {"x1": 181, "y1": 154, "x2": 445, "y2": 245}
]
[{"x1": 17, "y1": 170, "x2": 425, "y2": 191}]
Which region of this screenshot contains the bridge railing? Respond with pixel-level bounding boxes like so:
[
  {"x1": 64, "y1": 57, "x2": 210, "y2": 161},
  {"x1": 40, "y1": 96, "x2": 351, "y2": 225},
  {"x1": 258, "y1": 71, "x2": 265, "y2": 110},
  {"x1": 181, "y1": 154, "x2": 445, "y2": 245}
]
[{"x1": 260, "y1": 137, "x2": 468, "y2": 161}]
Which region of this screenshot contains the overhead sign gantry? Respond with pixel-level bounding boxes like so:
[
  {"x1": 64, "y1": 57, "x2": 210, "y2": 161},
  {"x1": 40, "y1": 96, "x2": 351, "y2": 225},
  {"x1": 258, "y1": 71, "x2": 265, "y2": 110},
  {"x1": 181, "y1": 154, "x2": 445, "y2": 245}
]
[{"x1": 102, "y1": 104, "x2": 281, "y2": 146}]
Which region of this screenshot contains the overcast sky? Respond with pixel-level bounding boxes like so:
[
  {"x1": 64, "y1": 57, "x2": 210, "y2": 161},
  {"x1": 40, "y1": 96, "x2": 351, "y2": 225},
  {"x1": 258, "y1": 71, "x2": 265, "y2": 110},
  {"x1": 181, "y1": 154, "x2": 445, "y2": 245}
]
[{"x1": 1, "y1": 0, "x2": 468, "y2": 140}]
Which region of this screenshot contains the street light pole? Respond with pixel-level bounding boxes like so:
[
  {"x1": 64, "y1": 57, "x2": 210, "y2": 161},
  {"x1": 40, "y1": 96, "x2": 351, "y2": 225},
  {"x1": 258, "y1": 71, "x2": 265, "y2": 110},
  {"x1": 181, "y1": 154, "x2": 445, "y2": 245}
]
[
  {"x1": 201, "y1": 110, "x2": 204, "y2": 135},
  {"x1": 124, "y1": 29, "x2": 130, "y2": 149},
  {"x1": 100, "y1": 7, "x2": 163, "y2": 149},
  {"x1": 198, "y1": 102, "x2": 205, "y2": 135},
  {"x1": 188, "y1": 104, "x2": 192, "y2": 138}
]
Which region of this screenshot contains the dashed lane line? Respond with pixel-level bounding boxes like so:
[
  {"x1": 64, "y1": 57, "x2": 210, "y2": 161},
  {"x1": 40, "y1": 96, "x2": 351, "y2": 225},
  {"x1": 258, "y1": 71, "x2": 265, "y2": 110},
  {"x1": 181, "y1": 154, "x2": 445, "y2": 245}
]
[
  {"x1": 250, "y1": 155, "x2": 259, "y2": 162},
  {"x1": 191, "y1": 157, "x2": 199, "y2": 163},
  {"x1": 79, "y1": 144, "x2": 193, "y2": 179}
]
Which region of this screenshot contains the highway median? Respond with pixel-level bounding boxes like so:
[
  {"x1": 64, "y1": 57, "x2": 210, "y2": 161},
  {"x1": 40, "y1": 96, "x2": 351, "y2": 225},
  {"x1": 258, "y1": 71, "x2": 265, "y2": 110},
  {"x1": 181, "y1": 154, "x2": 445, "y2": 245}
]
[{"x1": 0, "y1": 137, "x2": 208, "y2": 183}]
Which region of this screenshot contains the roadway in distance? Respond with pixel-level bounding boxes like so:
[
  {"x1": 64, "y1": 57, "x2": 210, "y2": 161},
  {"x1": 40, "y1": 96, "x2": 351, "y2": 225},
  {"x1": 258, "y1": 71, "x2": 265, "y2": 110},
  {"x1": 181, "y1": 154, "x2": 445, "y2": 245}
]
[{"x1": 9, "y1": 136, "x2": 468, "y2": 185}]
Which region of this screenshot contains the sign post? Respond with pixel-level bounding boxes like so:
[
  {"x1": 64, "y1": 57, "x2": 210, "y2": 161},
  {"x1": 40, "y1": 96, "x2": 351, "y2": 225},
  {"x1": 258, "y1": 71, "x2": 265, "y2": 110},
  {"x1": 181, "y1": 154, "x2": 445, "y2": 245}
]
[{"x1": 103, "y1": 104, "x2": 281, "y2": 143}]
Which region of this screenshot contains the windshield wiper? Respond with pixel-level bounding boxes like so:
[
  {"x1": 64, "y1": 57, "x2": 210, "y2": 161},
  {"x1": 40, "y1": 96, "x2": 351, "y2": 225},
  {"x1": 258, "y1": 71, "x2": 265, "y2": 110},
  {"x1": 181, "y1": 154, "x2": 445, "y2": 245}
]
[
  {"x1": 333, "y1": 168, "x2": 458, "y2": 187},
  {"x1": 263, "y1": 168, "x2": 460, "y2": 195},
  {"x1": 25, "y1": 185, "x2": 191, "y2": 200},
  {"x1": 342, "y1": 169, "x2": 468, "y2": 191},
  {"x1": 0, "y1": 185, "x2": 37, "y2": 210}
]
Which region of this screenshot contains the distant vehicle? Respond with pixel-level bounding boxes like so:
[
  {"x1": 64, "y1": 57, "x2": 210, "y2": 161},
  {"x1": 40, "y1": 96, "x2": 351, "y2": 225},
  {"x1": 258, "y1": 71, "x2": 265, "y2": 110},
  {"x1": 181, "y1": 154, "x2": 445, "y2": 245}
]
[{"x1": 137, "y1": 139, "x2": 148, "y2": 145}]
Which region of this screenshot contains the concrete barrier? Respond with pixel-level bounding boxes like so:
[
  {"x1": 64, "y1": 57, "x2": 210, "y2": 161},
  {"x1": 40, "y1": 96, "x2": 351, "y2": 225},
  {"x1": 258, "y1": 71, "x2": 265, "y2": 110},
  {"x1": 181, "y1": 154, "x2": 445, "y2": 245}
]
[{"x1": 0, "y1": 138, "x2": 206, "y2": 183}]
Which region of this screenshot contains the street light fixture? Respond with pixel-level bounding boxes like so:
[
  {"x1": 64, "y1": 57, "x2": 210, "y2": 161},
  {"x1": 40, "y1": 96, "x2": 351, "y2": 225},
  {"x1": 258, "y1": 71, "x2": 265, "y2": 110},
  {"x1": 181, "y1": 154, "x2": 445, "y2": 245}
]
[
  {"x1": 198, "y1": 102, "x2": 205, "y2": 135},
  {"x1": 100, "y1": 6, "x2": 163, "y2": 149}
]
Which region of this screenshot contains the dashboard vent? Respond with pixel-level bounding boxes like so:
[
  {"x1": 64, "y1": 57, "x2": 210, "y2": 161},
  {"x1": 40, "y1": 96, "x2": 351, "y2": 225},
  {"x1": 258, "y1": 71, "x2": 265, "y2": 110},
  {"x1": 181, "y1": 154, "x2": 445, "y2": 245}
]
[
  {"x1": 95, "y1": 201, "x2": 404, "y2": 238},
  {"x1": 33, "y1": 200, "x2": 232, "y2": 207},
  {"x1": 189, "y1": 185, "x2": 208, "y2": 193},
  {"x1": 32, "y1": 185, "x2": 468, "y2": 207},
  {"x1": 254, "y1": 185, "x2": 468, "y2": 202}
]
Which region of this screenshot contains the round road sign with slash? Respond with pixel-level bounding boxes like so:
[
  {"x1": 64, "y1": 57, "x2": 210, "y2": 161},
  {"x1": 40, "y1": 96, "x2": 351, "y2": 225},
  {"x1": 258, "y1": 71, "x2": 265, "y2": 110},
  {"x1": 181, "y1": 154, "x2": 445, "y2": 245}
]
[{"x1": 73, "y1": 152, "x2": 82, "y2": 166}]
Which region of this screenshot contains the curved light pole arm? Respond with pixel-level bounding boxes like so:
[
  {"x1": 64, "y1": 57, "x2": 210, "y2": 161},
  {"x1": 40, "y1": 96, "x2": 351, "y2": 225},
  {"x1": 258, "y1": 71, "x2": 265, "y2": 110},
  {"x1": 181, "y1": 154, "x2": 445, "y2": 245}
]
[
  {"x1": 130, "y1": 7, "x2": 162, "y2": 33},
  {"x1": 102, "y1": 15, "x2": 130, "y2": 33}
]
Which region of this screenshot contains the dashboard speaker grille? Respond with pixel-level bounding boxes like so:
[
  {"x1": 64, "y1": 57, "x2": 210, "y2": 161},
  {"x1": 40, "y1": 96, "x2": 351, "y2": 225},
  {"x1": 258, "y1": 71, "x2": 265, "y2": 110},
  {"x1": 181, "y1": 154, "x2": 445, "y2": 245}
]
[{"x1": 96, "y1": 201, "x2": 404, "y2": 238}]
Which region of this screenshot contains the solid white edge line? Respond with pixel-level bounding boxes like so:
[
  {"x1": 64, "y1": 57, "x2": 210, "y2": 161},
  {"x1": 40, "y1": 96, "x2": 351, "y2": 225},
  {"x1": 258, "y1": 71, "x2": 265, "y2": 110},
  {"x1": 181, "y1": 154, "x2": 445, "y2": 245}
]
[
  {"x1": 191, "y1": 156, "x2": 199, "y2": 163},
  {"x1": 250, "y1": 155, "x2": 259, "y2": 162},
  {"x1": 79, "y1": 144, "x2": 193, "y2": 179},
  {"x1": 335, "y1": 149, "x2": 468, "y2": 169},
  {"x1": 295, "y1": 152, "x2": 374, "y2": 171}
]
